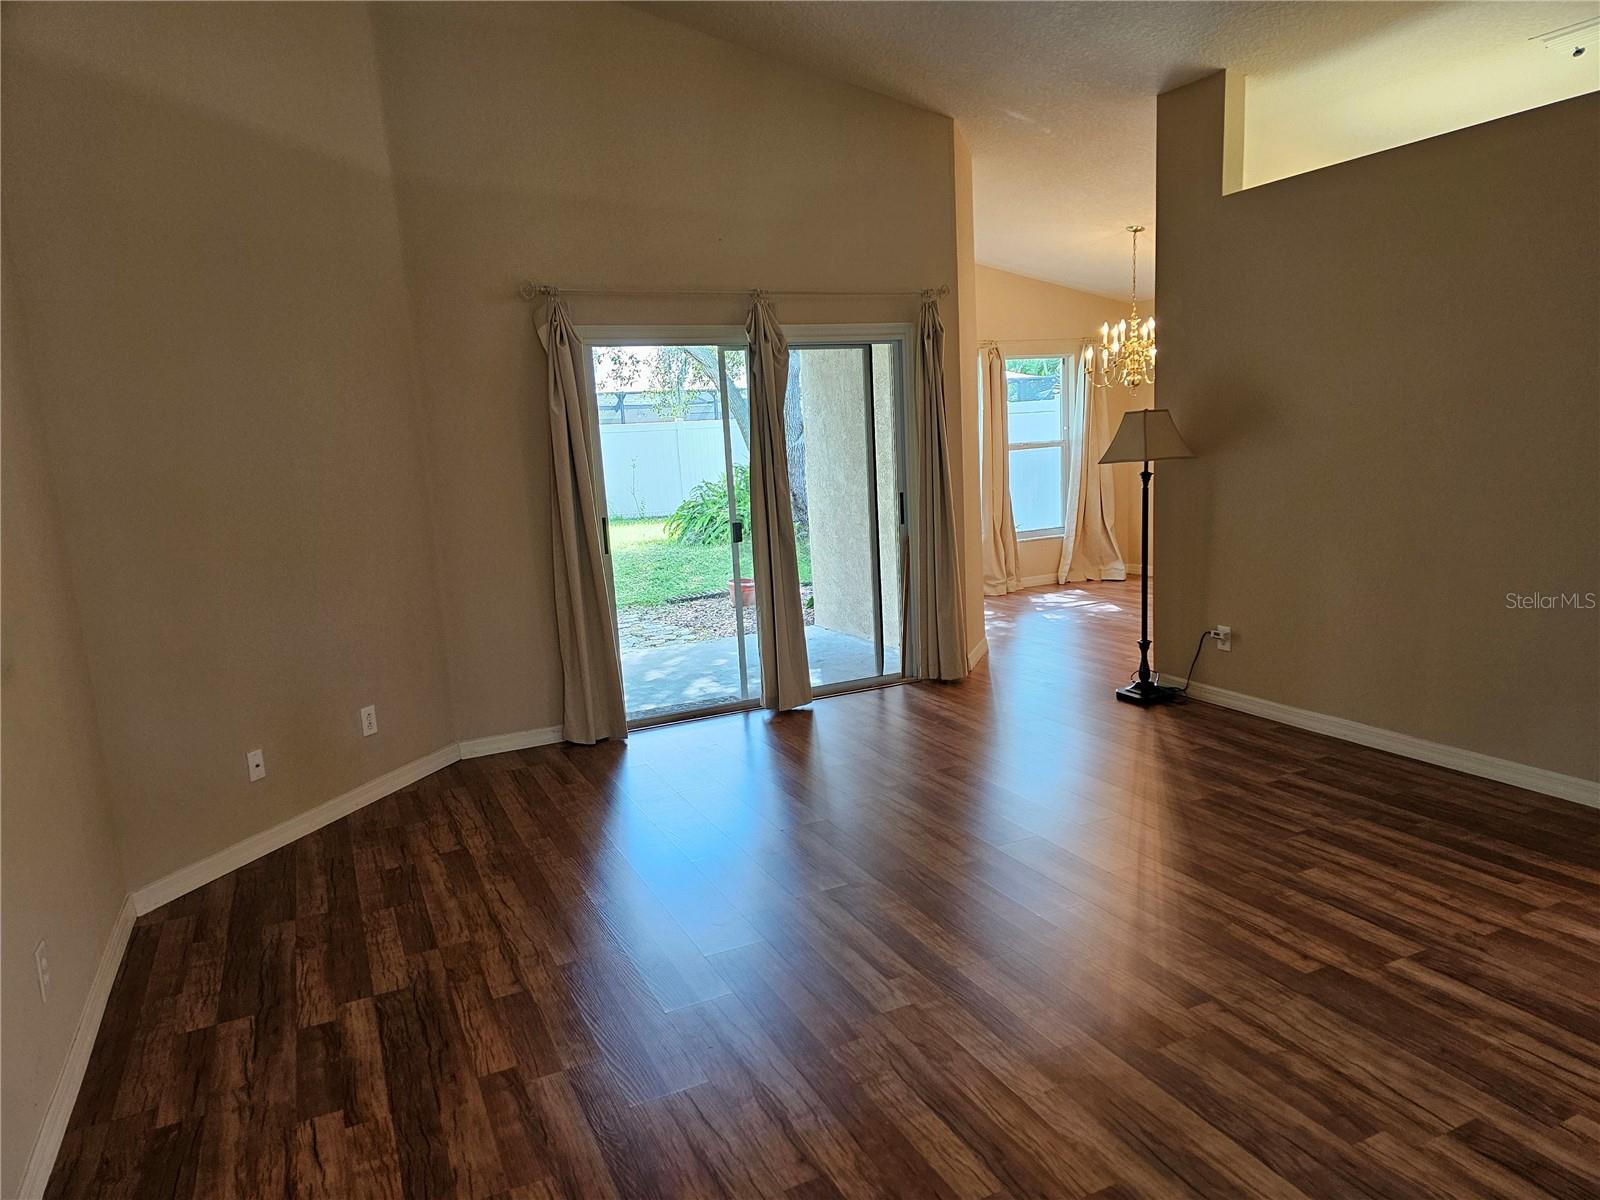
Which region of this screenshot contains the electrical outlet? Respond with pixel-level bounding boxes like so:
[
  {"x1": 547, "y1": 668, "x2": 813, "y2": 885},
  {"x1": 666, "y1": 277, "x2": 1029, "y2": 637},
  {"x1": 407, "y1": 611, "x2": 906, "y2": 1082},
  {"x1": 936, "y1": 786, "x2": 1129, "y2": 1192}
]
[
  {"x1": 34, "y1": 940, "x2": 51, "y2": 1003},
  {"x1": 1213, "y1": 625, "x2": 1232, "y2": 652},
  {"x1": 246, "y1": 748, "x2": 266, "y2": 782},
  {"x1": 360, "y1": 705, "x2": 378, "y2": 737}
]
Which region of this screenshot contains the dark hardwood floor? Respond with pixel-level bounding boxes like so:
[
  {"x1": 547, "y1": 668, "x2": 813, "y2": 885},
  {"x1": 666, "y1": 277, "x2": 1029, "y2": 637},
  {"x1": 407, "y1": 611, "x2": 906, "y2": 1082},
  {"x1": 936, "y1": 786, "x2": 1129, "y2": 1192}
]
[{"x1": 47, "y1": 580, "x2": 1600, "y2": 1199}]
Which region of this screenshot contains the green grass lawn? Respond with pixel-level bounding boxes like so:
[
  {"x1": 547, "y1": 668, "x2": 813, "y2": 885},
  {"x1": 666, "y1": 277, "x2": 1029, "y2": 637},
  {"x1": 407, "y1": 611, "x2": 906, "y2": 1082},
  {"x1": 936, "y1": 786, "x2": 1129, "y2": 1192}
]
[{"x1": 610, "y1": 518, "x2": 812, "y2": 608}]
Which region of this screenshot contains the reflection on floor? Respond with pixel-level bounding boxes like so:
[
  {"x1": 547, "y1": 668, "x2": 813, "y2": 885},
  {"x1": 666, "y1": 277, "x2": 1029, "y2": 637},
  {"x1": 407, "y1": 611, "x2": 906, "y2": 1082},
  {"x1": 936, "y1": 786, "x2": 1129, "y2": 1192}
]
[{"x1": 622, "y1": 626, "x2": 899, "y2": 719}]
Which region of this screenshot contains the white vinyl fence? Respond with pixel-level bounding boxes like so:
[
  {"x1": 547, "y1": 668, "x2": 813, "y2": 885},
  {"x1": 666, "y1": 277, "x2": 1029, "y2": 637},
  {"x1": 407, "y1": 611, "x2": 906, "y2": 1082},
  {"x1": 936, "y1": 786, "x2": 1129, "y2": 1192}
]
[{"x1": 599, "y1": 420, "x2": 750, "y2": 518}]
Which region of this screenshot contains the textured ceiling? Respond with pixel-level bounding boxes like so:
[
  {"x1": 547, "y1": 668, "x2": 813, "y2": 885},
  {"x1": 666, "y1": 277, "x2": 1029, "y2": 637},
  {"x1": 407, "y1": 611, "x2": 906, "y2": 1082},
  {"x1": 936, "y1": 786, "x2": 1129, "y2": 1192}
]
[{"x1": 639, "y1": 1, "x2": 1599, "y2": 297}]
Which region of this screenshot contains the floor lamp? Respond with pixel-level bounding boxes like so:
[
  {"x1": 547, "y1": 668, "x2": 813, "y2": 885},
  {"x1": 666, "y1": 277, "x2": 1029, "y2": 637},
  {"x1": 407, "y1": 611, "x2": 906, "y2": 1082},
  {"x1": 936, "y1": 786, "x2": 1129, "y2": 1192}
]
[{"x1": 1098, "y1": 408, "x2": 1193, "y2": 705}]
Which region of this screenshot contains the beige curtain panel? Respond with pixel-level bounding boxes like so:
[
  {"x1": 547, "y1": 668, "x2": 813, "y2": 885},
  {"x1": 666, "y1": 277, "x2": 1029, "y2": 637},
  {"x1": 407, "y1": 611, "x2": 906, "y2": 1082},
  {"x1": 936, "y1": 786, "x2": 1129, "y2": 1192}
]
[
  {"x1": 744, "y1": 296, "x2": 813, "y2": 711},
  {"x1": 538, "y1": 298, "x2": 629, "y2": 744},
  {"x1": 1059, "y1": 364, "x2": 1127, "y2": 584},
  {"x1": 909, "y1": 299, "x2": 968, "y2": 681},
  {"x1": 980, "y1": 344, "x2": 1022, "y2": 595}
]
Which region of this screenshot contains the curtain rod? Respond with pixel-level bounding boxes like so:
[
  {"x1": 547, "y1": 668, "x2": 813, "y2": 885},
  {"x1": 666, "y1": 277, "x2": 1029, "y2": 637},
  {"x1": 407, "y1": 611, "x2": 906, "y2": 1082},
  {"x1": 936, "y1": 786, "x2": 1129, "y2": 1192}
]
[
  {"x1": 518, "y1": 281, "x2": 948, "y2": 302},
  {"x1": 981, "y1": 337, "x2": 1096, "y2": 346}
]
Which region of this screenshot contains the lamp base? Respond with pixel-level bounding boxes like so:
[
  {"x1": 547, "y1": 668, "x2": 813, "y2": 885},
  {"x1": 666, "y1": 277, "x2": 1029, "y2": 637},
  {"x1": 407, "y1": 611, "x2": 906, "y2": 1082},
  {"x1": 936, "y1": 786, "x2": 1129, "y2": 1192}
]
[{"x1": 1115, "y1": 678, "x2": 1184, "y2": 706}]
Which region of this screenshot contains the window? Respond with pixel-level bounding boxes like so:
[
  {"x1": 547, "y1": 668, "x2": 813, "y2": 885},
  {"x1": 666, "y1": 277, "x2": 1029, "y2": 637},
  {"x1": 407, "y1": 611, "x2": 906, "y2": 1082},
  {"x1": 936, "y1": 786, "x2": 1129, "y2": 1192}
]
[{"x1": 1005, "y1": 356, "x2": 1067, "y2": 536}]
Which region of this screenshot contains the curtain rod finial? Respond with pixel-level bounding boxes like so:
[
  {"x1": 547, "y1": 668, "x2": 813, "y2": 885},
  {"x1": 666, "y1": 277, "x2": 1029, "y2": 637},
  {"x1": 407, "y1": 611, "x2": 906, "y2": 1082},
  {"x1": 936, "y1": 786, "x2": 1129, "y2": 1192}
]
[
  {"x1": 921, "y1": 285, "x2": 949, "y2": 301},
  {"x1": 519, "y1": 282, "x2": 559, "y2": 301}
]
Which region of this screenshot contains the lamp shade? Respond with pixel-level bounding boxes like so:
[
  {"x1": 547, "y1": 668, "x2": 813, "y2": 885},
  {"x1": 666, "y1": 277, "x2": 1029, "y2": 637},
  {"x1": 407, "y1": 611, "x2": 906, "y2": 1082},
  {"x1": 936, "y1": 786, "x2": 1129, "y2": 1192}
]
[{"x1": 1099, "y1": 408, "x2": 1194, "y2": 464}]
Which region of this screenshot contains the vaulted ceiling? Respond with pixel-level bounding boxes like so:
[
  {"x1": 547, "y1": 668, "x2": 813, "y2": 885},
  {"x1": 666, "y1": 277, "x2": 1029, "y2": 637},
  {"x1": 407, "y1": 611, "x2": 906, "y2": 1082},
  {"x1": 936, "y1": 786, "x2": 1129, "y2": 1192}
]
[{"x1": 642, "y1": 1, "x2": 1600, "y2": 297}]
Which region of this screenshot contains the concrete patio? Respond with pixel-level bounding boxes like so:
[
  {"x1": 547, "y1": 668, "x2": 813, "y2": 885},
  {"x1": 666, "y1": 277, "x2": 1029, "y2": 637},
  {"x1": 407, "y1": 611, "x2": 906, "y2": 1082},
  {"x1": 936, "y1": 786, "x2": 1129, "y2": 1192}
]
[{"x1": 622, "y1": 626, "x2": 900, "y2": 719}]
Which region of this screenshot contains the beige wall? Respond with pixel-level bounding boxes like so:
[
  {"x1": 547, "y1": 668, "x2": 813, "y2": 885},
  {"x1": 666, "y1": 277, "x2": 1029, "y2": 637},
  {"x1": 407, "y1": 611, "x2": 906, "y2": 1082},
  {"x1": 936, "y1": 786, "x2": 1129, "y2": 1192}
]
[
  {"x1": 368, "y1": 1, "x2": 974, "y2": 728},
  {"x1": 1, "y1": 252, "x2": 129, "y2": 1196},
  {"x1": 1, "y1": 1, "x2": 457, "y2": 890},
  {"x1": 1155, "y1": 73, "x2": 1599, "y2": 781},
  {"x1": 2, "y1": 0, "x2": 976, "y2": 885},
  {"x1": 975, "y1": 264, "x2": 1150, "y2": 584},
  {"x1": 0, "y1": 2, "x2": 979, "y2": 1173}
]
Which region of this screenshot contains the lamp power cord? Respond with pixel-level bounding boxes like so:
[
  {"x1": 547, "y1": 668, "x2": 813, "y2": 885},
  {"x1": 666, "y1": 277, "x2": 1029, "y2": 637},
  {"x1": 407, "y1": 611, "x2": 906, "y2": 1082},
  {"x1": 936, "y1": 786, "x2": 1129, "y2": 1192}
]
[
  {"x1": 1131, "y1": 628, "x2": 1218, "y2": 702},
  {"x1": 1171, "y1": 629, "x2": 1213, "y2": 702}
]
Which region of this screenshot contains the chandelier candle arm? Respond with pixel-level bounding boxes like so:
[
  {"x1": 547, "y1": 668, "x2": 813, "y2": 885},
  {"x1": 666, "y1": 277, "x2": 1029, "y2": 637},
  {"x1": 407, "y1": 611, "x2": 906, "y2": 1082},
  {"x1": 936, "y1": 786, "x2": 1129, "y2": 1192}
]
[{"x1": 1086, "y1": 226, "x2": 1156, "y2": 390}]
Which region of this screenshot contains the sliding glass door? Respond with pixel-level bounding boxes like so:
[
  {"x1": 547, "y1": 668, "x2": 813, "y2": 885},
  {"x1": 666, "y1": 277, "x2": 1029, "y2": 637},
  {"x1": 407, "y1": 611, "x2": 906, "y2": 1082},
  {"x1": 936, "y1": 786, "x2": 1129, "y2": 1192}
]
[
  {"x1": 587, "y1": 342, "x2": 759, "y2": 724},
  {"x1": 784, "y1": 342, "x2": 903, "y2": 691},
  {"x1": 585, "y1": 331, "x2": 904, "y2": 725}
]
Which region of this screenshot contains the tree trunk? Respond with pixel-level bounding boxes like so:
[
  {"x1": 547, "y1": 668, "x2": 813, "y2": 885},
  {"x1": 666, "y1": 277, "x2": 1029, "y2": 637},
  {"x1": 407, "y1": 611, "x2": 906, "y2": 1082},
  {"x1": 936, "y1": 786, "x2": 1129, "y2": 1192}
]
[{"x1": 685, "y1": 347, "x2": 808, "y2": 532}]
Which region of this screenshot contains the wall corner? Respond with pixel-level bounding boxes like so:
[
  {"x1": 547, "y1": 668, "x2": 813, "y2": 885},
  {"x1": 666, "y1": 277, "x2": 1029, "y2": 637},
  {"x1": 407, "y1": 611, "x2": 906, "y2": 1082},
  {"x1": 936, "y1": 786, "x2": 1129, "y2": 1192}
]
[
  {"x1": 950, "y1": 120, "x2": 983, "y2": 658},
  {"x1": 1221, "y1": 70, "x2": 1245, "y2": 195}
]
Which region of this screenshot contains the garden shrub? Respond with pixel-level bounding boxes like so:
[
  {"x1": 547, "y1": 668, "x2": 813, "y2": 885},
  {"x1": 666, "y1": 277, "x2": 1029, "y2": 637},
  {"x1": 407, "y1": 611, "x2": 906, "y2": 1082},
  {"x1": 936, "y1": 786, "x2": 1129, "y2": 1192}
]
[{"x1": 664, "y1": 465, "x2": 751, "y2": 545}]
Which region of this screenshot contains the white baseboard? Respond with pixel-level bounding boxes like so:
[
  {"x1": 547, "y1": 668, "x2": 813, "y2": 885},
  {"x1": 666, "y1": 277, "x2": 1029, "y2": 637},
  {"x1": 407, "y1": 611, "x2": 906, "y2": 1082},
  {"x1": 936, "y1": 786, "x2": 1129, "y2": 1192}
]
[
  {"x1": 131, "y1": 743, "x2": 462, "y2": 916},
  {"x1": 966, "y1": 638, "x2": 990, "y2": 671},
  {"x1": 458, "y1": 725, "x2": 564, "y2": 759},
  {"x1": 1175, "y1": 679, "x2": 1599, "y2": 809},
  {"x1": 133, "y1": 728, "x2": 565, "y2": 916},
  {"x1": 17, "y1": 895, "x2": 137, "y2": 1200}
]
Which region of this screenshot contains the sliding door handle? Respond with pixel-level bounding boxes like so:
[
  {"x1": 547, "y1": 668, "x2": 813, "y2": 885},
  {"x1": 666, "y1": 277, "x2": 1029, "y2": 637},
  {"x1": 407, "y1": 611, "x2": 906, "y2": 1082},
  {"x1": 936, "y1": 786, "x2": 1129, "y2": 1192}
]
[
  {"x1": 731, "y1": 519, "x2": 744, "y2": 544},
  {"x1": 601, "y1": 516, "x2": 610, "y2": 555}
]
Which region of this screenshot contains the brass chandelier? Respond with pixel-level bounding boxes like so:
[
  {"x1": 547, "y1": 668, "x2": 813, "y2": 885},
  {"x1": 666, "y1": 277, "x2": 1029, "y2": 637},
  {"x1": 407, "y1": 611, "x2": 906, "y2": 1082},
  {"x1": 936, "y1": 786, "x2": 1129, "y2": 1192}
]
[{"x1": 1087, "y1": 225, "x2": 1155, "y2": 389}]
